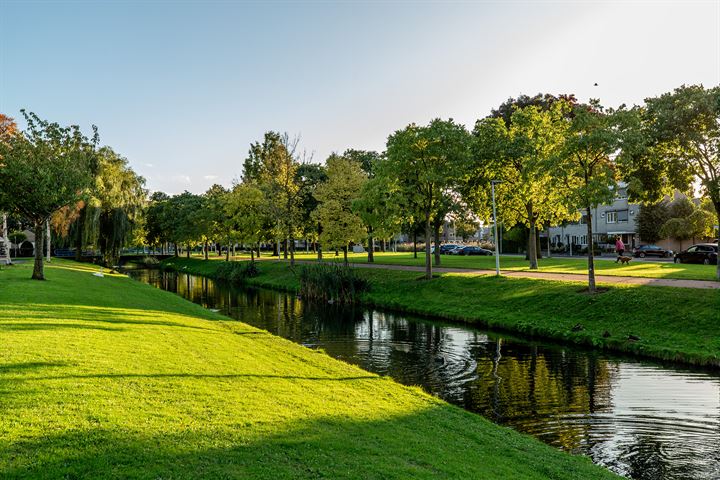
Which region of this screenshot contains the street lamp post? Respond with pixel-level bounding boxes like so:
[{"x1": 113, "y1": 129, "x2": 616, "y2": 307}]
[{"x1": 491, "y1": 180, "x2": 502, "y2": 276}]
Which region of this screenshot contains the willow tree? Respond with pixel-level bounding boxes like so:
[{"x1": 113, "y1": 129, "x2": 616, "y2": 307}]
[
  {"x1": 473, "y1": 102, "x2": 575, "y2": 269},
  {"x1": 82, "y1": 147, "x2": 146, "y2": 269},
  {"x1": 385, "y1": 119, "x2": 471, "y2": 280},
  {"x1": 0, "y1": 111, "x2": 96, "y2": 280}
]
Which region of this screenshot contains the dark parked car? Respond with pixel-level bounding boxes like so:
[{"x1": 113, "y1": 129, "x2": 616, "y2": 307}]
[
  {"x1": 451, "y1": 246, "x2": 493, "y2": 256},
  {"x1": 439, "y1": 244, "x2": 461, "y2": 254},
  {"x1": 674, "y1": 244, "x2": 718, "y2": 265},
  {"x1": 633, "y1": 244, "x2": 673, "y2": 258}
]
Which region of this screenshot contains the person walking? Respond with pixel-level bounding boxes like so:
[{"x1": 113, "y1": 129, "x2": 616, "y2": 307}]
[{"x1": 615, "y1": 236, "x2": 625, "y2": 258}]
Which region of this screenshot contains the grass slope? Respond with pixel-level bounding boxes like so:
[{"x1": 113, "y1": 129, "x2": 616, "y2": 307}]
[
  {"x1": 210, "y1": 251, "x2": 718, "y2": 281},
  {"x1": 163, "y1": 257, "x2": 720, "y2": 366},
  {"x1": 0, "y1": 260, "x2": 616, "y2": 479}
]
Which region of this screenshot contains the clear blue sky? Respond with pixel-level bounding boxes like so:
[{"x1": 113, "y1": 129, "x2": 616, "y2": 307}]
[{"x1": 2, "y1": 1, "x2": 719, "y2": 194}]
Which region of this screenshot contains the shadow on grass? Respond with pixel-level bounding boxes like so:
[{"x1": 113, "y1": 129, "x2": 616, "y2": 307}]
[
  {"x1": 0, "y1": 406, "x2": 616, "y2": 480},
  {"x1": 0, "y1": 322, "x2": 123, "y2": 332},
  {"x1": 26, "y1": 372, "x2": 379, "y2": 382},
  {"x1": 2, "y1": 304, "x2": 221, "y2": 332}
]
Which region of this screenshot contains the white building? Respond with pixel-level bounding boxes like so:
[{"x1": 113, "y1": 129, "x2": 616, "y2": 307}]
[{"x1": 549, "y1": 185, "x2": 638, "y2": 252}]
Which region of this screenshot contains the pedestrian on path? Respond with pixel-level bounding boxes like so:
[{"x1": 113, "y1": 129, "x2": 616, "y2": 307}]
[{"x1": 615, "y1": 236, "x2": 625, "y2": 258}]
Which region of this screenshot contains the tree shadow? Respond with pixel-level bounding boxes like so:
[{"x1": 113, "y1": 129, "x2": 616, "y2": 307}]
[
  {"x1": 0, "y1": 322, "x2": 123, "y2": 332},
  {"x1": 0, "y1": 405, "x2": 617, "y2": 480}
]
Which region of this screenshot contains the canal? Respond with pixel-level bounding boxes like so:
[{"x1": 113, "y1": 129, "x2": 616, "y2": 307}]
[{"x1": 128, "y1": 269, "x2": 720, "y2": 480}]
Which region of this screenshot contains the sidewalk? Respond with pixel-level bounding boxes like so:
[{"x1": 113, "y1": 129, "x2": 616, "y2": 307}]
[{"x1": 291, "y1": 260, "x2": 720, "y2": 290}]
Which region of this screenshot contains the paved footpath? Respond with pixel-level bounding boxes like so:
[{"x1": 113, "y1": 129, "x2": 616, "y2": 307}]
[{"x1": 289, "y1": 260, "x2": 720, "y2": 290}]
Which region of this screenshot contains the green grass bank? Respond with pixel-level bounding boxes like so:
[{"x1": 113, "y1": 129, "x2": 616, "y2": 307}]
[
  {"x1": 162, "y1": 257, "x2": 720, "y2": 366},
  {"x1": 0, "y1": 260, "x2": 616, "y2": 479},
  {"x1": 244, "y1": 251, "x2": 717, "y2": 281}
]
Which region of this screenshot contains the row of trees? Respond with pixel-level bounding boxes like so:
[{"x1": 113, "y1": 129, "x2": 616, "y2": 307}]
[{"x1": 1, "y1": 84, "x2": 718, "y2": 288}]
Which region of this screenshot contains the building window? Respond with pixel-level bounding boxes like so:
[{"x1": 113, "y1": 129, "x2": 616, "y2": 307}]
[
  {"x1": 617, "y1": 209, "x2": 629, "y2": 222},
  {"x1": 606, "y1": 211, "x2": 617, "y2": 224}
]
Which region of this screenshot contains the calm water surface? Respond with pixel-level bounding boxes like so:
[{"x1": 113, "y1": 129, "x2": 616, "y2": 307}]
[{"x1": 129, "y1": 269, "x2": 720, "y2": 480}]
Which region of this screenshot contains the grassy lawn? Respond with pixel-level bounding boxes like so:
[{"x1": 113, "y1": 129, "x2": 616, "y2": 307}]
[
  {"x1": 0, "y1": 259, "x2": 617, "y2": 479},
  {"x1": 163, "y1": 257, "x2": 720, "y2": 366},
  {"x1": 187, "y1": 250, "x2": 718, "y2": 281}
]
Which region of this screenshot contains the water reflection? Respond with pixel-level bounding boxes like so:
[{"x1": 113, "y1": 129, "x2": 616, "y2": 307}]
[{"x1": 130, "y1": 269, "x2": 720, "y2": 480}]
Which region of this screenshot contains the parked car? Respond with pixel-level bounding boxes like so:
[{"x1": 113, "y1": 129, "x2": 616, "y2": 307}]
[
  {"x1": 439, "y1": 244, "x2": 461, "y2": 254},
  {"x1": 451, "y1": 246, "x2": 493, "y2": 256},
  {"x1": 633, "y1": 244, "x2": 673, "y2": 258},
  {"x1": 673, "y1": 243, "x2": 718, "y2": 265}
]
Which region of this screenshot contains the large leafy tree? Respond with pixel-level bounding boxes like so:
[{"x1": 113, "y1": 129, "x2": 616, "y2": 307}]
[
  {"x1": 353, "y1": 174, "x2": 401, "y2": 263},
  {"x1": 295, "y1": 162, "x2": 327, "y2": 258},
  {"x1": 0, "y1": 111, "x2": 96, "y2": 280},
  {"x1": 642, "y1": 85, "x2": 720, "y2": 279},
  {"x1": 225, "y1": 183, "x2": 266, "y2": 261},
  {"x1": 385, "y1": 119, "x2": 471, "y2": 279},
  {"x1": 637, "y1": 201, "x2": 669, "y2": 244},
  {"x1": 243, "y1": 132, "x2": 306, "y2": 265},
  {"x1": 472, "y1": 102, "x2": 575, "y2": 269},
  {"x1": 145, "y1": 192, "x2": 171, "y2": 253},
  {"x1": 314, "y1": 154, "x2": 367, "y2": 265},
  {"x1": 559, "y1": 103, "x2": 627, "y2": 293}
]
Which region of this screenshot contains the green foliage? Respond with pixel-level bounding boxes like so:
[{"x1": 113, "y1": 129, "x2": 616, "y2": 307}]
[
  {"x1": 637, "y1": 201, "x2": 669, "y2": 243},
  {"x1": 214, "y1": 260, "x2": 260, "y2": 283},
  {"x1": 299, "y1": 262, "x2": 369, "y2": 304},
  {"x1": 472, "y1": 101, "x2": 575, "y2": 268},
  {"x1": 314, "y1": 154, "x2": 367, "y2": 253},
  {"x1": 0, "y1": 111, "x2": 97, "y2": 279},
  {"x1": 8, "y1": 230, "x2": 26, "y2": 245},
  {"x1": 384, "y1": 118, "x2": 472, "y2": 278},
  {"x1": 83, "y1": 147, "x2": 147, "y2": 268},
  {"x1": 661, "y1": 197, "x2": 718, "y2": 241}
]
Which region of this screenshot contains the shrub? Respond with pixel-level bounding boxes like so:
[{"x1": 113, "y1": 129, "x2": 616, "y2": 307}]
[
  {"x1": 141, "y1": 256, "x2": 160, "y2": 267},
  {"x1": 215, "y1": 261, "x2": 260, "y2": 284},
  {"x1": 299, "y1": 262, "x2": 369, "y2": 304}
]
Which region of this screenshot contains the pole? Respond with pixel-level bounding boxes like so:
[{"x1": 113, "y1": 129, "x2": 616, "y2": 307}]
[{"x1": 492, "y1": 181, "x2": 500, "y2": 276}]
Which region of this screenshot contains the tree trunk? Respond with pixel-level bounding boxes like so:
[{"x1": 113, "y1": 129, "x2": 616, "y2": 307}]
[
  {"x1": 2, "y1": 213, "x2": 11, "y2": 265},
  {"x1": 32, "y1": 221, "x2": 45, "y2": 280},
  {"x1": 186, "y1": 245, "x2": 190, "y2": 259},
  {"x1": 413, "y1": 232, "x2": 418, "y2": 259},
  {"x1": 343, "y1": 245, "x2": 348, "y2": 266},
  {"x1": 433, "y1": 220, "x2": 441, "y2": 267},
  {"x1": 257, "y1": 244, "x2": 261, "y2": 258},
  {"x1": 586, "y1": 206, "x2": 596, "y2": 293},
  {"x1": 74, "y1": 206, "x2": 85, "y2": 261},
  {"x1": 283, "y1": 238, "x2": 288, "y2": 260},
  {"x1": 45, "y1": 219, "x2": 52, "y2": 263},
  {"x1": 290, "y1": 235, "x2": 295, "y2": 267},
  {"x1": 527, "y1": 216, "x2": 538, "y2": 270},
  {"x1": 715, "y1": 207, "x2": 720, "y2": 280},
  {"x1": 368, "y1": 227, "x2": 374, "y2": 263},
  {"x1": 251, "y1": 249, "x2": 255, "y2": 262},
  {"x1": 175, "y1": 243, "x2": 179, "y2": 257},
  {"x1": 226, "y1": 245, "x2": 230, "y2": 261},
  {"x1": 424, "y1": 214, "x2": 432, "y2": 280},
  {"x1": 381, "y1": 239, "x2": 386, "y2": 253},
  {"x1": 318, "y1": 243, "x2": 323, "y2": 261},
  {"x1": 204, "y1": 241, "x2": 208, "y2": 260}
]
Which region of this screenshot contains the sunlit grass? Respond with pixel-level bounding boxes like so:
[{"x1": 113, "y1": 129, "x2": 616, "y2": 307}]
[
  {"x1": 281, "y1": 251, "x2": 718, "y2": 281},
  {"x1": 0, "y1": 259, "x2": 617, "y2": 479}
]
